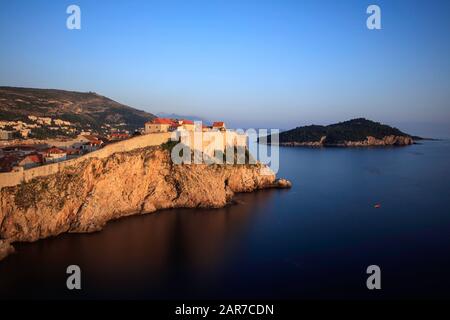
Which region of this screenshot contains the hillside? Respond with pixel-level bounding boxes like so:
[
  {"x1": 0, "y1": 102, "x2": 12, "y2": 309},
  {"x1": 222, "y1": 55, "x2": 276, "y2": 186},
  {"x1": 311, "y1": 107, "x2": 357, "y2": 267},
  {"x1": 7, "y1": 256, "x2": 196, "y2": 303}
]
[
  {"x1": 0, "y1": 86, "x2": 155, "y2": 137},
  {"x1": 264, "y1": 118, "x2": 415, "y2": 146}
]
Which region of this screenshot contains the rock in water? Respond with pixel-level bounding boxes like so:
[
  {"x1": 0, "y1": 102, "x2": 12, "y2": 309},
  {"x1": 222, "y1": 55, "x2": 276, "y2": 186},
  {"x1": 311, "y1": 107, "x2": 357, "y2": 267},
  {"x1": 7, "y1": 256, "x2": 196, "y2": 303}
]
[
  {"x1": 275, "y1": 179, "x2": 292, "y2": 189},
  {"x1": 0, "y1": 240, "x2": 14, "y2": 260}
]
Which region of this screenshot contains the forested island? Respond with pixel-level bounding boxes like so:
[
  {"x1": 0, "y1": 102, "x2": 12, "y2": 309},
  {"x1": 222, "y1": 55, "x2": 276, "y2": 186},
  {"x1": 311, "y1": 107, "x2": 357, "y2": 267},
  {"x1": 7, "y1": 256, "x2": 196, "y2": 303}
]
[{"x1": 263, "y1": 118, "x2": 418, "y2": 147}]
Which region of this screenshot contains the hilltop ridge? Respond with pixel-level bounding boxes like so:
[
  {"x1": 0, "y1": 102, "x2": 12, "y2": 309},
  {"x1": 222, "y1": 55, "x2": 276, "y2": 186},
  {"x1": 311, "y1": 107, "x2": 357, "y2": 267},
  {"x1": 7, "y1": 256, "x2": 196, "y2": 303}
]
[{"x1": 0, "y1": 86, "x2": 155, "y2": 136}]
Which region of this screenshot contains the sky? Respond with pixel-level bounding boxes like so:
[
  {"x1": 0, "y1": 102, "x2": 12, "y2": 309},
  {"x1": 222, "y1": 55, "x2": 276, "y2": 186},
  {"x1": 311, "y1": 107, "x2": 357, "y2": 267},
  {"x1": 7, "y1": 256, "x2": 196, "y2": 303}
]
[{"x1": 0, "y1": 0, "x2": 449, "y2": 137}]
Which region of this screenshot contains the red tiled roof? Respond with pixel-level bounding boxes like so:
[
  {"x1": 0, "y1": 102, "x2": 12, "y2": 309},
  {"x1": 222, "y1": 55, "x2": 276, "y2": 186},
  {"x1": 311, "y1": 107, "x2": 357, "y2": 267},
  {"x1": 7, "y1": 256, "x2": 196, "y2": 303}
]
[
  {"x1": 111, "y1": 133, "x2": 129, "y2": 138},
  {"x1": 82, "y1": 135, "x2": 104, "y2": 143},
  {"x1": 150, "y1": 118, "x2": 176, "y2": 125},
  {"x1": 66, "y1": 148, "x2": 79, "y2": 155},
  {"x1": 213, "y1": 121, "x2": 225, "y2": 127},
  {"x1": 44, "y1": 147, "x2": 66, "y2": 154},
  {"x1": 180, "y1": 119, "x2": 194, "y2": 125},
  {"x1": 86, "y1": 140, "x2": 103, "y2": 145},
  {"x1": 23, "y1": 154, "x2": 43, "y2": 163}
]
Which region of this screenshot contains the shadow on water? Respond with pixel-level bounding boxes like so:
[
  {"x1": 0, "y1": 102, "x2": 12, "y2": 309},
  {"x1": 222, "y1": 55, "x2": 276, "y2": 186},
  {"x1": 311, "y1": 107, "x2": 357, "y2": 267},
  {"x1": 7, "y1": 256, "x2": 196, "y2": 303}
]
[{"x1": 0, "y1": 189, "x2": 281, "y2": 299}]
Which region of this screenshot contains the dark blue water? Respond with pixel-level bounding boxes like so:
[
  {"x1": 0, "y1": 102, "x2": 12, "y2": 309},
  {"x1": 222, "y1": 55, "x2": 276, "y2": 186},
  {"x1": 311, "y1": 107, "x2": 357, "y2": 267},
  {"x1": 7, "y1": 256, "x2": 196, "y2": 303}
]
[{"x1": 1, "y1": 140, "x2": 450, "y2": 299}]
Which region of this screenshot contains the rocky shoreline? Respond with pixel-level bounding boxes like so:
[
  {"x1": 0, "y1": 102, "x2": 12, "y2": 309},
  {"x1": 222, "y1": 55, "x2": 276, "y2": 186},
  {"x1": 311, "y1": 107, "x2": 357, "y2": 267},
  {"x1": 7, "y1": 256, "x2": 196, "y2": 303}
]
[
  {"x1": 277, "y1": 135, "x2": 414, "y2": 147},
  {"x1": 0, "y1": 146, "x2": 290, "y2": 261}
]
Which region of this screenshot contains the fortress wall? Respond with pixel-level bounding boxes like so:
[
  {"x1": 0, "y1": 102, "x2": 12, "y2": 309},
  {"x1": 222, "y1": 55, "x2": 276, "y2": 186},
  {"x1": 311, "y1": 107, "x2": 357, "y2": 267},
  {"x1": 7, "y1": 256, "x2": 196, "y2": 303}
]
[
  {"x1": 0, "y1": 132, "x2": 172, "y2": 189},
  {"x1": 0, "y1": 171, "x2": 23, "y2": 188},
  {"x1": 177, "y1": 130, "x2": 248, "y2": 158},
  {"x1": 0, "y1": 131, "x2": 247, "y2": 189}
]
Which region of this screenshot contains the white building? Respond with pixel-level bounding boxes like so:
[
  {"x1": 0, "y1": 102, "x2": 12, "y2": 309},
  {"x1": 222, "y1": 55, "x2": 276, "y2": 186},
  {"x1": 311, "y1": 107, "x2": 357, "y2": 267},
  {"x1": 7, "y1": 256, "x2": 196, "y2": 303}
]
[
  {"x1": 42, "y1": 147, "x2": 67, "y2": 163},
  {"x1": 0, "y1": 130, "x2": 14, "y2": 140}
]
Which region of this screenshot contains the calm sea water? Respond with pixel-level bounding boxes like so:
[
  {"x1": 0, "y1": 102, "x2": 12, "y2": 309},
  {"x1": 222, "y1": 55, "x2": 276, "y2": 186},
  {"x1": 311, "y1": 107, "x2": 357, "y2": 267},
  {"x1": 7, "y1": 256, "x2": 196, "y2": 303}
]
[{"x1": 1, "y1": 140, "x2": 450, "y2": 299}]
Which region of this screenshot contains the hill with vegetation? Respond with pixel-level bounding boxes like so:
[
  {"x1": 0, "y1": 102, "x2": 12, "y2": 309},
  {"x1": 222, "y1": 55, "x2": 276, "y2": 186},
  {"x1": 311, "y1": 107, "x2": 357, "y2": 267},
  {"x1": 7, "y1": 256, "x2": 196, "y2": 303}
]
[
  {"x1": 0, "y1": 86, "x2": 155, "y2": 136},
  {"x1": 264, "y1": 118, "x2": 415, "y2": 146}
]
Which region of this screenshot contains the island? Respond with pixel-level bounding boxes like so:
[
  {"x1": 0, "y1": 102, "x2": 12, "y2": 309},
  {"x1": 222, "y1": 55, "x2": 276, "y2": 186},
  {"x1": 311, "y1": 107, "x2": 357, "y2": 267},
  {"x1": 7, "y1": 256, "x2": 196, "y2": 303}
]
[{"x1": 262, "y1": 118, "x2": 416, "y2": 147}]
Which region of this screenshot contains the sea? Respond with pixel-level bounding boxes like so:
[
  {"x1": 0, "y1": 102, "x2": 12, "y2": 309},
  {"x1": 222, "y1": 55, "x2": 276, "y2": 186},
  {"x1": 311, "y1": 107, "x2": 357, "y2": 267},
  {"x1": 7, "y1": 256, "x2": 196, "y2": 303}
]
[{"x1": 1, "y1": 140, "x2": 449, "y2": 299}]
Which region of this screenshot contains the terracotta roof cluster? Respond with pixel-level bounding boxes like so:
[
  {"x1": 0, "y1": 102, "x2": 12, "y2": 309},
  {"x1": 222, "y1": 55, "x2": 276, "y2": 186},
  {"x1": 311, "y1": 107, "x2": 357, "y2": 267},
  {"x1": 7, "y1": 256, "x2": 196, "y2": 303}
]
[
  {"x1": 212, "y1": 121, "x2": 225, "y2": 127},
  {"x1": 151, "y1": 118, "x2": 177, "y2": 125},
  {"x1": 179, "y1": 119, "x2": 194, "y2": 125},
  {"x1": 110, "y1": 133, "x2": 130, "y2": 139},
  {"x1": 147, "y1": 118, "x2": 196, "y2": 126},
  {"x1": 85, "y1": 140, "x2": 102, "y2": 146},
  {"x1": 81, "y1": 135, "x2": 104, "y2": 146},
  {"x1": 21, "y1": 153, "x2": 43, "y2": 164},
  {"x1": 43, "y1": 147, "x2": 66, "y2": 154},
  {"x1": 145, "y1": 118, "x2": 226, "y2": 130}
]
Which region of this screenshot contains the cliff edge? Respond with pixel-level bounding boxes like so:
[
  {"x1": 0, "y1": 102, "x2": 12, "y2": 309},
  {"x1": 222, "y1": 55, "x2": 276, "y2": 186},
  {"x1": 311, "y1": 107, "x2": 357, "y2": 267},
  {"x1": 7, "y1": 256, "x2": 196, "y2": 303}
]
[{"x1": 0, "y1": 145, "x2": 289, "y2": 260}]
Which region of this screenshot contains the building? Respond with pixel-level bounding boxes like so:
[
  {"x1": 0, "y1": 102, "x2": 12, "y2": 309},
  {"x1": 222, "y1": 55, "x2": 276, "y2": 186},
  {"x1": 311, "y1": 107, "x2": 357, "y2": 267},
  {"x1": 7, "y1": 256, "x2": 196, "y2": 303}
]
[
  {"x1": 145, "y1": 118, "x2": 176, "y2": 133},
  {"x1": 0, "y1": 130, "x2": 14, "y2": 140},
  {"x1": 37, "y1": 117, "x2": 52, "y2": 125},
  {"x1": 177, "y1": 119, "x2": 195, "y2": 131},
  {"x1": 65, "y1": 147, "x2": 82, "y2": 159},
  {"x1": 212, "y1": 122, "x2": 226, "y2": 131},
  {"x1": 54, "y1": 119, "x2": 71, "y2": 126},
  {"x1": 42, "y1": 147, "x2": 67, "y2": 163},
  {"x1": 20, "y1": 129, "x2": 31, "y2": 138},
  {"x1": 81, "y1": 138, "x2": 103, "y2": 153},
  {"x1": 1, "y1": 145, "x2": 37, "y2": 156},
  {"x1": 18, "y1": 154, "x2": 43, "y2": 169},
  {"x1": 145, "y1": 118, "x2": 207, "y2": 133}
]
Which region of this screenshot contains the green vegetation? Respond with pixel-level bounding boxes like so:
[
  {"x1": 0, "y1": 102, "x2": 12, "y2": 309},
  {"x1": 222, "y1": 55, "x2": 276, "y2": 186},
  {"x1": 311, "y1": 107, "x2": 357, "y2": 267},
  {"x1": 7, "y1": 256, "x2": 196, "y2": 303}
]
[
  {"x1": 222, "y1": 146, "x2": 255, "y2": 165},
  {"x1": 161, "y1": 140, "x2": 255, "y2": 165},
  {"x1": 30, "y1": 127, "x2": 77, "y2": 139},
  {"x1": 14, "y1": 166, "x2": 86, "y2": 211},
  {"x1": 14, "y1": 180, "x2": 46, "y2": 210},
  {"x1": 267, "y1": 118, "x2": 413, "y2": 144},
  {"x1": 161, "y1": 139, "x2": 179, "y2": 152}
]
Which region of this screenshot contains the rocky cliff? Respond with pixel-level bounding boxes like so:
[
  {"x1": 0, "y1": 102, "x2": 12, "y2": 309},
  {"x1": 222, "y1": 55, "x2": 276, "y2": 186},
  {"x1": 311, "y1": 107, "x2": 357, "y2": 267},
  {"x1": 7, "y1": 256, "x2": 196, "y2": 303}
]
[
  {"x1": 280, "y1": 135, "x2": 414, "y2": 147},
  {"x1": 0, "y1": 146, "x2": 289, "y2": 260}
]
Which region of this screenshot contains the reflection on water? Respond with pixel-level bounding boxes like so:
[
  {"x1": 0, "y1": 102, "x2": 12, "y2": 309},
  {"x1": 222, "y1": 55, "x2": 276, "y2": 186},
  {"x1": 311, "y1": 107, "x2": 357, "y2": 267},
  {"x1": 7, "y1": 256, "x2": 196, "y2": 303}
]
[{"x1": 0, "y1": 189, "x2": 278, "y2": 299}]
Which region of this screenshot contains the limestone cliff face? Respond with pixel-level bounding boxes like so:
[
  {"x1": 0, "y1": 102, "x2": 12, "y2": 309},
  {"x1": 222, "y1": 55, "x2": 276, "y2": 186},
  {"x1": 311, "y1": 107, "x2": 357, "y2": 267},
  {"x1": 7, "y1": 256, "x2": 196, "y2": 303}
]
[
  {"x1": 0, "y1": 146, "x2": 286, "y2": 260},
  {"x1": 280, "y1": 135, "x2": 414, "y2": 147}
]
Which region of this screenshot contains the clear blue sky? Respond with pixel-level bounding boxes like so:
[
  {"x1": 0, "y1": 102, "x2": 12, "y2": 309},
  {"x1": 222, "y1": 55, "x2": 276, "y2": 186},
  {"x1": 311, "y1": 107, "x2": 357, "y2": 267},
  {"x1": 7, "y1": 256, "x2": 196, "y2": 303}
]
[{"x1": 0, "y1": 0, "x2": 449, "y2": 137}]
